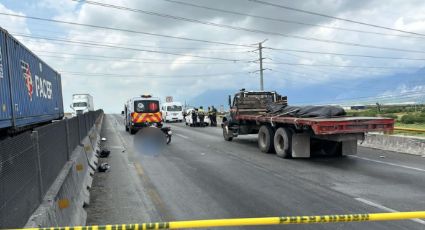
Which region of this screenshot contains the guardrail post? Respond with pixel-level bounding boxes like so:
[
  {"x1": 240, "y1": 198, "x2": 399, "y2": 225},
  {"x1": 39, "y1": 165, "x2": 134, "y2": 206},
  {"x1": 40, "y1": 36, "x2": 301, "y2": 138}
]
[
  {"x1": 77, "y1": 116, "x2": 81, "y2": 143},
  {"x1": 64, "y1": 118, "x2": 71, "y2": 160},
  {"x1": 85, "y1": 114, "x2": 89, "y2": 134},
  {"x1": 31, "y1": 131, "x2": 44, "y2": 202}
]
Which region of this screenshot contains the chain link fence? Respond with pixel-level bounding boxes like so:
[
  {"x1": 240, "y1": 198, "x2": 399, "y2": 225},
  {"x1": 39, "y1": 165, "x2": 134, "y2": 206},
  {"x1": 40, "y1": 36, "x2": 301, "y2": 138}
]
[{"x1": 0, "y1": 110, "x2": 103, "y2": 228}]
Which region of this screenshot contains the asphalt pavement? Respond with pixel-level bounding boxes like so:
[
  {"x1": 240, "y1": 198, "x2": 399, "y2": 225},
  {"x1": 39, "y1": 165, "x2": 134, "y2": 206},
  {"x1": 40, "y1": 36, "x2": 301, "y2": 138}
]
[{"x1": 86, "y1": 114, "x2": 425, "y2": 229}]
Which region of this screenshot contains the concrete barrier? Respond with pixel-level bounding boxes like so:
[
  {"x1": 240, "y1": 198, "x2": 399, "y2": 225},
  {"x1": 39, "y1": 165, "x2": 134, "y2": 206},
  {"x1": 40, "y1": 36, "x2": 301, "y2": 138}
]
[
  {"x1": 359, "y1": 133, "x2": 425, "y2": 156},
  {"x1": 25, "y1": 114, "x2": 104, "y2": 228}
]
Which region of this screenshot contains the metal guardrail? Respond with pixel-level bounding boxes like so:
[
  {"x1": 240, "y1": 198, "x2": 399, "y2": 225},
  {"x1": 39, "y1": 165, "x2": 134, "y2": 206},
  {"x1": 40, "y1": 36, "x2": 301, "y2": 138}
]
[
  {"x1": 394, "y1": 127, "x2": 425, "y2": 133},
  {"x1": 8, "y1": 211, "x2": 425, "y2": 230}
]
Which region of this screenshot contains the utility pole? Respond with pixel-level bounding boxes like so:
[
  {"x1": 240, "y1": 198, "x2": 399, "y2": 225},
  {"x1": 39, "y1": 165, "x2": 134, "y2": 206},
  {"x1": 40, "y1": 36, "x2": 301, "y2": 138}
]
[{"x1": 258, "y1": 41, "x2": 265, "y2": 91}]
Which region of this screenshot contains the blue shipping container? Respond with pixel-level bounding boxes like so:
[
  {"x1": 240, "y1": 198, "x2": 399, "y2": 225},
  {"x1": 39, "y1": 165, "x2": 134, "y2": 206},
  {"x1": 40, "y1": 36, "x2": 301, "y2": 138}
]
[{"x1": 0, "y1": 28, "x2": 64, "y2": 130}]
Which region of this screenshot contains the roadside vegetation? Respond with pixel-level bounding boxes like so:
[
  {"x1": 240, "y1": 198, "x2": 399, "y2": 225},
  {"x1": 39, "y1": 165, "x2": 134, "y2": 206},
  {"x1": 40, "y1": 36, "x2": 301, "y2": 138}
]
[{"x1": 346, "y1": 105, "x2": 425, "y2": 137}]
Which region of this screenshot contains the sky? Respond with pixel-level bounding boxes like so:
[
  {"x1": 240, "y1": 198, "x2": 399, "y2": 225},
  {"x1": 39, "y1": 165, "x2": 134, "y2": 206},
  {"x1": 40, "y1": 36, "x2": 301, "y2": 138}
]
[{"x1": 1, "y1": 0, "x2": 425, "y2": 113}]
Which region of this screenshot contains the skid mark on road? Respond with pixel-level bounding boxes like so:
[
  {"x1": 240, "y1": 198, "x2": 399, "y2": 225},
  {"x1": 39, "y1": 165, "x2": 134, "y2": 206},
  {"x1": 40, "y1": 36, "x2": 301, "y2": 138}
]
[
  {"x1": 351, "y1": 155, "x2": 425, "y2": 173},
  {"x1": 355, "y1": 198, "x2": 425, "y2": 225}
]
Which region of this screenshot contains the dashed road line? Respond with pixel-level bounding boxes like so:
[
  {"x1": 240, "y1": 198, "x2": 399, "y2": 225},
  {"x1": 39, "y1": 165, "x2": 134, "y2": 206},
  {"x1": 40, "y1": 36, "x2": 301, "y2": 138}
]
[
  {"x1": 175, "y1": 133, "x2": 189, "y2": 139},
  {"x1": 355, "y1": 198, "x2": 425, "y2": 225}
]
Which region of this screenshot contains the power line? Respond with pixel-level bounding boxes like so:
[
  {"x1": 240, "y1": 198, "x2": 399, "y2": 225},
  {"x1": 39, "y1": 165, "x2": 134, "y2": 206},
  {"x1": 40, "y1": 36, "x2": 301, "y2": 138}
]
[
  {"x1": 33, "y1": 50, "x2": 247, "y2": 63},
  {"x1": 73, "y1": 0, "x2": 425, "y2": 54},
  {"x1": 0, "y1": 12, "x2": 254, "y2": 48},
  {"x1": 60, "y1": 71, "x2": 248, "y2": 78},
  {"x1": 38, "y1": 53, "x2": 244, "y2": 65},
  {"x1": 249, "y1": 0, "x2": 425, "y2": 37},
  {"x1": 164, "y1": 0, "x2": 424, "y2": 39},
  {"x1": 13, "y1": 34, "x2": 249, "y2": 62},
  {"x1": 273, "y1": 50, "x2": 399, "y2": 77},
  {"x1": 265, "y1": 47, "x2": 425, "y2": 61},
  {"x1": 264, "y1": 61, "x2": 421, "y2": 69}
]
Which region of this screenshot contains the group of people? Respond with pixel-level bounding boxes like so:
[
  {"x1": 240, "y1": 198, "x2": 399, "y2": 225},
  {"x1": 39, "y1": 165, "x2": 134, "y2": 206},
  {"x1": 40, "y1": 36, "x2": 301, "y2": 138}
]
[{"x1": 184, "y1": 106, "x2": 218, "y2": 127}]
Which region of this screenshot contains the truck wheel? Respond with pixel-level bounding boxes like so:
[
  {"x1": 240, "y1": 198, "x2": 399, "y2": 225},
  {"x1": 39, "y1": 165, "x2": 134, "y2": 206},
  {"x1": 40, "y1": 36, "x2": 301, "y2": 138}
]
[
  {"x1": 274, "y1": 127, "x2": 292, "y2": 158},
  {"x1": 223, "y1": 124, "x2": 233, "y2": 141},
  {"x1": 258, "y1": 125, "x2": 275, "y2": 153}
]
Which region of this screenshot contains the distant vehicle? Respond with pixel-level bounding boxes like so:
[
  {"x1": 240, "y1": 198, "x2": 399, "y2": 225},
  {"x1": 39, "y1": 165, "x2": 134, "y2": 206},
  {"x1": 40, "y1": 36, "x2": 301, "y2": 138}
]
[
  {"x1": 0, "y1": 27, "x2": 64, "y2": 134},
  {"x1": 184, "y1": 108, "x2": 210, "y2": 127},
  {"x1": 122, "y1": 94, "x2": 172, "y2": 143},
  {"x1": 161, "y1": 102, "x2": 183, "y2": 122},
  {"x1": 70, "y1": 94, "x2": 94, "y2": 116},
  {"x1": 123, "y1": 94, "x2": 163, "y2": 134},
  {"x1": 222, "y1": 89, "x2": 394, "y2": 158}
]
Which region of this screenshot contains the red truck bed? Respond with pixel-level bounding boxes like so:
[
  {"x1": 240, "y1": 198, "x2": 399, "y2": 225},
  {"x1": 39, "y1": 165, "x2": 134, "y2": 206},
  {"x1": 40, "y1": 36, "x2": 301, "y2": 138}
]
[{"x1": 235, "y1": 115, "x2": 394, "y2": 135}]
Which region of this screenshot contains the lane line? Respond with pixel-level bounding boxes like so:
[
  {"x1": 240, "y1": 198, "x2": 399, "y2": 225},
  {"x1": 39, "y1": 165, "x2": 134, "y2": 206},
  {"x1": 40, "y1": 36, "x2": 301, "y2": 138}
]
[
  {"x1": 350, "y1": 155, "x2": 425, "y2": 173},
  {"x1": 355, "y1": 198, "x2": 425, "y2": 225},
  {"x1": 134, "y1": 163, "x2": 145, "y2": 176},
  {"x1": 174, "y1": 133, "x2": 189, "y2": 139}
]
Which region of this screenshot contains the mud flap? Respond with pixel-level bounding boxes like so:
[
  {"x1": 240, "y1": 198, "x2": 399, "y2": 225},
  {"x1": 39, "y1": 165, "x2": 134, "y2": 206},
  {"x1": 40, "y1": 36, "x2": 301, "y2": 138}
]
[
  {"x1": 292, "y1": 133, "x2": 310, "y2": 158},
  {"x1": 342, "y1": 140, "x2": 357, "y2": 155}
]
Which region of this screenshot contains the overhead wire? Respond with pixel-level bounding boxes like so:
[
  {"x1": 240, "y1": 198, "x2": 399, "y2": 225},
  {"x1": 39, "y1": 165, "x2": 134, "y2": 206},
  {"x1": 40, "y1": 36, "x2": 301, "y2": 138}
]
[
  {"x1": 0, "y1": 12, "x2": 255, "y2": 48},
  {"x1": 164, "y1": 0, "x2": 424, "y2": 39},
  {"x1": 38, "y1": 53, "x2": 246, "y2": 65},
  {"x1": 265, "y1": 47, "x2": 425, "y2": 61},
  {"x1": 72, "y1": 0, "x2": 425, "y2": 54},
  {"x1": 60, "y1": 71, "x2": 248, "y2": 78},
  {"x1": 13, "y1": 33, "x2": 250, "y2": 62},
  {"x1": 249, "y1": 0, "x2": 425, "y2": 37}
]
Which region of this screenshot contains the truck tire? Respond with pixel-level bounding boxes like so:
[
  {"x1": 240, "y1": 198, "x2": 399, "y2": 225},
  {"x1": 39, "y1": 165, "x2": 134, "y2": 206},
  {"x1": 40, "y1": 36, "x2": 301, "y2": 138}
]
[
  {"x1": 223, "y1": 124, "x2": 233, "y2": 141},
  {"x1": 274, "y1": 127, "x2": 292, "y2": 158},
  {"x1": 258, "y1": 125, "x2": 275, "y2": 153}
]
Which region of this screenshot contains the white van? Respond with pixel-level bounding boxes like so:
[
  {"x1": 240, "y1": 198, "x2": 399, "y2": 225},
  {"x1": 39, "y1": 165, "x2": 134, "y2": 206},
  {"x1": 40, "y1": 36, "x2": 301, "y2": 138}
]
[{"x1": 161, "y1": 102, "x2": 184, "y2": 122}]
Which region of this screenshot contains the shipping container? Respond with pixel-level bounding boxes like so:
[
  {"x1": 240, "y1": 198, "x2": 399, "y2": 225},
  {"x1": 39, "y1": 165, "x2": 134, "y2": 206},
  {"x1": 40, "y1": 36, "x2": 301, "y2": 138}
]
[{"x1": 0, "y1": 27, "x2": 64, "y2": 131}]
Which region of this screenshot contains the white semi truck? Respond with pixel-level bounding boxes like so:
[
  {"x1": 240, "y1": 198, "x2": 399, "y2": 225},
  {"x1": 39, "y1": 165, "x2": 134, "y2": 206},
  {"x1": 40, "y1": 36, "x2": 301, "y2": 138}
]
[{"x1": 70, "y1": 94, "x2": 94, "y2": 116}]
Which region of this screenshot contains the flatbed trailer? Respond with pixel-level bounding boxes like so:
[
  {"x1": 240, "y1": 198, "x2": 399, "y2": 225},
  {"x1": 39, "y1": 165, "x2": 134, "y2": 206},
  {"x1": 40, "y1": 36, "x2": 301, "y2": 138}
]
[
  {"x1": 222, "y1": 90, "x2": 395, "y2": 158},
  {"x1": 235, "y1": 115, "x2": 394, "y2": 135}
]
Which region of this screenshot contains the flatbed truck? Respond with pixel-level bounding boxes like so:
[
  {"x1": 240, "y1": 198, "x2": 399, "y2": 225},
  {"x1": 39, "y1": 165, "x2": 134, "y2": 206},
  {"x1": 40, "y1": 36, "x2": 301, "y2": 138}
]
[{"x1": 222, "y1": 90, "x2": 394, "y2": 158}]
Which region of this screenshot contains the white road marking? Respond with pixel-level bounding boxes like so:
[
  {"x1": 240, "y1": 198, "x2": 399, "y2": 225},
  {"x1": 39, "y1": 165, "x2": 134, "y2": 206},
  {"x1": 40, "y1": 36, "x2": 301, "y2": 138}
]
[
  {"x1": 175, "y1": 133, "x2": 189, "y2": 139},
  {"x1": 355, "y1": 198, "x2": 425, "y2": 225},
  {"x1": 351, "y1": 155, "x2": 425, "y2": 173}
]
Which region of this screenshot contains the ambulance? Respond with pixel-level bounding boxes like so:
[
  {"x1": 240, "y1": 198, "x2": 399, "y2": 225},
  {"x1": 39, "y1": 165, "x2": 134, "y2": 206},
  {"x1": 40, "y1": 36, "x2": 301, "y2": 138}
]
[{"x1": 123, "y1": 95, "x2": 163, "y2": 134}]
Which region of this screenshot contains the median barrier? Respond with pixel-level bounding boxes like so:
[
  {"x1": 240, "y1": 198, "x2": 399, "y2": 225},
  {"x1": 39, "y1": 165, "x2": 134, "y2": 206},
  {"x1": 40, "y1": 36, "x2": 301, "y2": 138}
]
[
  {"x1": 22, "y1": 112, "x2": 104, "y2": 228},
  {"x1": 359, "y1": 133, "x2": 425, "y2": 156}
]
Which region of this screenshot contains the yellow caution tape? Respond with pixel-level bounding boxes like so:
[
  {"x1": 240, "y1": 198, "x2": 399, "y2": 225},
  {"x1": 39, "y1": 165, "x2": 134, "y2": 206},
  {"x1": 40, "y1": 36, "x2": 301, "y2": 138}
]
[{"x1": 11, "y1": 211, "x2": 425, "y2": 230}]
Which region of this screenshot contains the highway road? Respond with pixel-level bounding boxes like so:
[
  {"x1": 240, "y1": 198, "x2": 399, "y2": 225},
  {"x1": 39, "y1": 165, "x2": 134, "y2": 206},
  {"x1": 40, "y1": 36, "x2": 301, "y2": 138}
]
[{"x1": 86, "y1": 114, "x2": 425, "y2": 229}]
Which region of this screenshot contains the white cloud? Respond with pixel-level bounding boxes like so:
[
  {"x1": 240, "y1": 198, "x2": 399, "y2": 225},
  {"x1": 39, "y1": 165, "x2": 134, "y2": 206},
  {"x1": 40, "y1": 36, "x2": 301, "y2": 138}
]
[{"x1": 3, "y1": 0, "x2": 425, "y2": 111}]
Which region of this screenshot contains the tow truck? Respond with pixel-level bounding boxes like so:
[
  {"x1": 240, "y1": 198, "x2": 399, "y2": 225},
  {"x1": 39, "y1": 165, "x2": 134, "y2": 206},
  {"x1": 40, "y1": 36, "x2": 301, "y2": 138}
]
[{"x1": 222, "y1": 89, "x2": 394, "y2": 158}]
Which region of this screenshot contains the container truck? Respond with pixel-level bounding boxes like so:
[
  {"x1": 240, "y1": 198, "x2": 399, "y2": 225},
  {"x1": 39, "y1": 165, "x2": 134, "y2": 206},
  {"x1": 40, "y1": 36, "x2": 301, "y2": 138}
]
[
  {"x1": 70, "y1": 94, "x2": 94, "y2": 116},
  {"x1": 222, "y1": 89, "x2": 394, "y2": 158},
  {"x1": 0, "y1": 27, "x2": 63, "y2": 134}
]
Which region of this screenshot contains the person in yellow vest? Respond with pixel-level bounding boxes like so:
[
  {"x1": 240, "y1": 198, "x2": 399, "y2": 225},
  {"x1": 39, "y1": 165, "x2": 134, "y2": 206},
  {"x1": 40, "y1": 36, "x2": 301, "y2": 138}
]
[{"x1": 198, "y1": 106, "x2": 205, "y2": 127}]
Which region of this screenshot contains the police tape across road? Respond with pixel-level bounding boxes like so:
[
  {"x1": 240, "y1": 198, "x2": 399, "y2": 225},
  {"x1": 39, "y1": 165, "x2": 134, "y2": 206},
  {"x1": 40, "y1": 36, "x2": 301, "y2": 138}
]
[{"x1": 9, "y1": 211, "x2": 425, "y2": 230}]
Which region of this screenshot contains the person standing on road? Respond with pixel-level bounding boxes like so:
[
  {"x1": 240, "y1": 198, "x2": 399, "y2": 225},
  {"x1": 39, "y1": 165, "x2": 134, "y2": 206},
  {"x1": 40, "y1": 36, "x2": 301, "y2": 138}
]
[
  {"x1": 191, "y1": 108, "x2": 198, "y2": 127},
  {"x1": 198, "y1": 106, "x2": 205, "y2": 127},
  {"x1": 207, "y1": 107, "x2": 212, "y2": 126},
  {"x1": 211, "y1": 105, "x2": 217, "y2": 127}
]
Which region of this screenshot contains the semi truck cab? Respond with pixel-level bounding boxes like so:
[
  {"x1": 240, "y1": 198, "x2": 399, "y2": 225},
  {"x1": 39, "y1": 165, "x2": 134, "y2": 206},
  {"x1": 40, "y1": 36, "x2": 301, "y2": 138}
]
[{"x1": 71, "y1": 94, "x2": 94, "y2": 116}]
